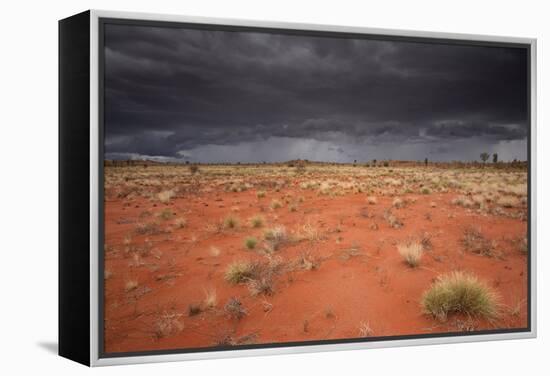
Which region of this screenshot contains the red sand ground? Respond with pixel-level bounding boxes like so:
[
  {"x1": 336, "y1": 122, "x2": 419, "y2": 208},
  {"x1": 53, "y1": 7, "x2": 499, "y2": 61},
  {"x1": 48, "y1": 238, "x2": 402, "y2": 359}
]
[{"x1": 103, "y1": 185, "x2": 528, "y2": 353}]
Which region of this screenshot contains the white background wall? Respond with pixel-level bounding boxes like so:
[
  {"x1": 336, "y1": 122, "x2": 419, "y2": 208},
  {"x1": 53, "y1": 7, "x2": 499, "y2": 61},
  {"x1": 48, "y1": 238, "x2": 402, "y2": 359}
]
[{"x1": 0, "y1": 0, "x2": 547, "y2": 374}]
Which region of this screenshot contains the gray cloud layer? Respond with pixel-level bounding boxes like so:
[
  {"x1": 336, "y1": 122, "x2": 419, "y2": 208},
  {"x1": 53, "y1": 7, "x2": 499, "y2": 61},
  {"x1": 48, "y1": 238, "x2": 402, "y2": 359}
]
[{"x1": 104, "y1": 23, "x2": 528, "y2": 162}]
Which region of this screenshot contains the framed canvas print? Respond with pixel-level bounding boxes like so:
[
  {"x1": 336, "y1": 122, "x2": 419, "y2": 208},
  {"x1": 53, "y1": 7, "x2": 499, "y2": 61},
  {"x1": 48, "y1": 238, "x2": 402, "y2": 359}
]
[{"x1": 58, "y1": 10, "x2": 537, "y2": 366}]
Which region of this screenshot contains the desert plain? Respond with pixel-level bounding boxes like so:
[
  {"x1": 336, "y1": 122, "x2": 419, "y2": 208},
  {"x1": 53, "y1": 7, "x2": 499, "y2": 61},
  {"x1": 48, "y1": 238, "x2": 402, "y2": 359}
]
[{"x1": 103, "y1": 161, "x2": 528, "y2": 353}]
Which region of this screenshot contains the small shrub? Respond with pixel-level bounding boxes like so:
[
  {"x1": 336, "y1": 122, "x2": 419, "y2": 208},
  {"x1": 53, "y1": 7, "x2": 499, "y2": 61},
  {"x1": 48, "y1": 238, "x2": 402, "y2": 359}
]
[
  {"x1": 367, "y1": 196, "x2": 377, "y2": 205},
  {"x1": 462, "y1": 227, "x2": 495, "y2": 257},
  {"x1": 224, "y1": 297, "x2": 247, "y2": 320},
  {"x1": 384, "y1": 210, "x2": 403, "y2": 229},
  {"x1": 189, "y1": 165, "x2": 199, "y2": 174},
  {"x1": 223, "y1": 215, "x2": 240, "y2": 229},
  {"x1": 421, "y1": 187, "x2": 431, "y2": 195},
  {"x1": 270, "y1": 199, "x2": 282, "y2": 209},
  {"x1": 256, "y1": 190, "x2": 266, "y2": 198},
  {"x1": 397, "y1": 242, "x2": 423, "y2": 267},
  {"x1": 247, "y1": 274, "x2": 275, "y2": 296},
  {"x1": 154, "y1": 311, "x2": 184, "y2": 338},
  {"x1": 249, "y1": 215, "x2": 264, "y2": 228},
  {"x1": 225, "y1": 261, "x2": 256, "y2": 284},
  {"x1": 422, "y1": 271, "x2": 499, "y2": 321},
  {"x1": 264, "y1": 226, "x2": 288, "y2": 251},
  {"x1": 244, "y1": 237, "x2": 258, "y2": 250},
  {"x1": 289, "y1": 204, "x2": 298, "y2": 212}
]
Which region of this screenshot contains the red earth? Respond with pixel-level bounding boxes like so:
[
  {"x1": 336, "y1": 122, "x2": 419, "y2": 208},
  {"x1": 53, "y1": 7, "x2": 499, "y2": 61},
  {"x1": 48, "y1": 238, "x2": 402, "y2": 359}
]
[{"x1": 103, "y1": 183, "x2": 528, "y2": 353}]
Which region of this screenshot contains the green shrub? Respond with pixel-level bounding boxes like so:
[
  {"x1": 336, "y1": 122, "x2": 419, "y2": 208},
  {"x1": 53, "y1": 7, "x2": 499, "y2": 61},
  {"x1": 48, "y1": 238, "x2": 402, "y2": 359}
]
[{"x1": 422, "y1": 271, "x2": 499, "y2": 321}]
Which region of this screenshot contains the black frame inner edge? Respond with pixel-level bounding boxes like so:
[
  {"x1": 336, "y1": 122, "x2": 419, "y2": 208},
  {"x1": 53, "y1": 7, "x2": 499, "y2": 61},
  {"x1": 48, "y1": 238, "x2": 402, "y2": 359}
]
[{"x1": 97, "y1": 16, "x2": 532, "y2": 359}]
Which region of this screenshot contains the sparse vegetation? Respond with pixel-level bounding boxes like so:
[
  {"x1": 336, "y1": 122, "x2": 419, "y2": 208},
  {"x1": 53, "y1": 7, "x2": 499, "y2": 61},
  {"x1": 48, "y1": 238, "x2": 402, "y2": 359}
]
[{"x1": 105, "y1": 161, "x2": 527, "y2": 350}]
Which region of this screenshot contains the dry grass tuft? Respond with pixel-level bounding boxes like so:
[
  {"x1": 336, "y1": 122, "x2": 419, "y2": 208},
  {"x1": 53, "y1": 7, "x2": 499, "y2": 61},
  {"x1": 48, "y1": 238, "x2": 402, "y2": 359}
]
[
  {"x1": 174, "y1": 217, "x2": 187, "y2": 228},
  {"x1": 157, "y1": 190, "x2": 175, "y2": 203},
  {"x1": 300, "y1": 222, "x2": 323, "y2": 241},
  {"x1": 367, "y1": 196, "x2": 378, "y2": 205},
  {"x1": 296, "y1": 251, "x2": 321, "y2": 270},
  {"x1": 397, "y1": 241, "x2": 423, "y2": 267},
  {"x1": 422, "y1": 271, "x2": 500, "y2": 322},
  {"x1": 270, "y1": 199, "x2": 283, "y2": 209},
  {"x1": 223, "y1": 215, "x2": 240, "y2": 229},
  {"x1": 224, "y1": 261, "x2": 256, "y2": 284},
  {"x1": 392, "y1": 197, "x2": 405, "y2": 208},
  {"x1": 264, "y1": 226, "x2": 288, "y2": 251},
  {"x1": 358, "y1": 321, "x2": 374, "y2": 337},
  {"x1": 203, "y1": 287, "x2": 217, "y2": 309},
  {"x1": 209, "y1": 246, "x2": 221, "y2": 257},
  {"x1": 247, "y1": 274, "x2": 275, "y2": 296},
  {"x1": 384, "y1": 210, "x2": 403, "y2": 229},
  {"x1": 124, "y1": 279, "x2": 138, "y2": 292}
]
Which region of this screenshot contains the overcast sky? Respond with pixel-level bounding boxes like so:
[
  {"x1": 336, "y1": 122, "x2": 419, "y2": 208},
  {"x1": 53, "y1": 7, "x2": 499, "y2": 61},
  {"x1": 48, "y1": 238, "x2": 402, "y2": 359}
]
[{"x1": 103, "y1": 23, "x2": 528, "y2": 163}]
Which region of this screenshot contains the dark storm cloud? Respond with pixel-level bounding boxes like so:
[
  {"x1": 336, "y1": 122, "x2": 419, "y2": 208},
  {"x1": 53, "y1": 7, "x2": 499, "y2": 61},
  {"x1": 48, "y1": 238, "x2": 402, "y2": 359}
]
[{"x1": 104, "y1": 23, "x2": 528, "y2": 162}]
